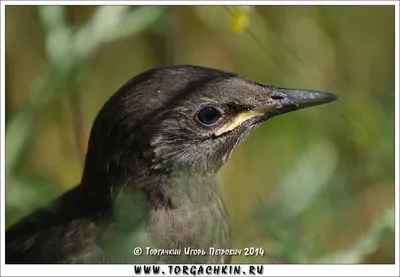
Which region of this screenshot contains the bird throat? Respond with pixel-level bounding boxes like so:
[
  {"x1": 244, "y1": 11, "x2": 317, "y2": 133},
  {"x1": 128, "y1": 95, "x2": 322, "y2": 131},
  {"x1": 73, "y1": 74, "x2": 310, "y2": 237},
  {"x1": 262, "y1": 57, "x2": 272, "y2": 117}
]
[{"x1": 137, "y1": 172, "x2": 231, "y2": 263}]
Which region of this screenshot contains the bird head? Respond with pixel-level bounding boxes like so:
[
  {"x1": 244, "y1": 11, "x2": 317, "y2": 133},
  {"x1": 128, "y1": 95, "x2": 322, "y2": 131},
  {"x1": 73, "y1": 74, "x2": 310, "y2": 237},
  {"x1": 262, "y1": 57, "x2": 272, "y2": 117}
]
[{"x1": 82, "y1": 65, "x2": 337, "y2": 185}]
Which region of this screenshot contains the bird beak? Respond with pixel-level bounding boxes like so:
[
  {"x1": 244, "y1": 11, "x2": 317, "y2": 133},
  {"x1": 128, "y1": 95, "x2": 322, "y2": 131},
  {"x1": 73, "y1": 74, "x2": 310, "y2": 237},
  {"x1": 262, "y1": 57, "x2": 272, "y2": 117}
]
[
  {"x1": 253, "y1": 87, "x2": 338, "y2": 118},
  {"x1": 213, "y1": 87, "x2": 338, "y2": 137}
]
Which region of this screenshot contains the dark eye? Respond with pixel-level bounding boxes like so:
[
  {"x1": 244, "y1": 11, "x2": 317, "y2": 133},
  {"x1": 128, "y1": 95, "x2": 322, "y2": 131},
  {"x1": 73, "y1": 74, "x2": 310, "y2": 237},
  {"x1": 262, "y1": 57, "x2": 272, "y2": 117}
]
[{"x1": 197, "y1": 106, "x2": 222, "y2": 126}]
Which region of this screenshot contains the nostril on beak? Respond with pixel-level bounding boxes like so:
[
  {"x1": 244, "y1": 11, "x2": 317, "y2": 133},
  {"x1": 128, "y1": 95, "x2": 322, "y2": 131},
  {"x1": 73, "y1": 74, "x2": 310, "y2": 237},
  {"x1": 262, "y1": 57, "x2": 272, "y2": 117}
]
[{"x1": 271, "y1": 95, "x2": 284, "y2": 100}]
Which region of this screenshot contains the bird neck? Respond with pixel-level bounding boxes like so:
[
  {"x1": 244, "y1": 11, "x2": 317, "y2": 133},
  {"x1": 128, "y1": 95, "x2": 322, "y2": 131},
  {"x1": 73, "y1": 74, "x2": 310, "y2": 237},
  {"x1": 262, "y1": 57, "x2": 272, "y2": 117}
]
[
  {"x1": 143, "y1": 172, "x2": 231, "y2": 254},
  {"x1": 136, "y1": 171, "x2": 224, "y2": 210}
]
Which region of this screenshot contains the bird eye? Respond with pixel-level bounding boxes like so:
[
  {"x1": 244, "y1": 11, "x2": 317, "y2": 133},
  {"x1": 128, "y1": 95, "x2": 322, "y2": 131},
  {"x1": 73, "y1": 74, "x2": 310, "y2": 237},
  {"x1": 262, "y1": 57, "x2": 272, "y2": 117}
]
[{"x1": 197, "y1": 106, "x2": 222, "y2": 126}]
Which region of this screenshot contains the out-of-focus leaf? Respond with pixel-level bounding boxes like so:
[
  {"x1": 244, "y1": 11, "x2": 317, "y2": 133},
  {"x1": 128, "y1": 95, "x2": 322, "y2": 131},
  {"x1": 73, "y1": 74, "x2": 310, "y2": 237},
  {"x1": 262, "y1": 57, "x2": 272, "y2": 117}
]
[
  {"x1": 5, "y1": 111, "x2": 34, "y2": 177},
  {"x1": 74, "y1": 6, "x2": 166, "y2": 59},
  {"x1": 38, "y1": 6, "x2": 75, "y2": 75},
  {"x1": 6, "y1": 75, "x2": 50, "y2": 176},
  {"x1": 269, "y1": 139, "x2": 338, "y2": 221},
  {"x1": 5, "y1": 177, "x2": 62, "y2": 227},
  {"x1": 318, "y1": 205, "x2": 394, "y2": 263}
]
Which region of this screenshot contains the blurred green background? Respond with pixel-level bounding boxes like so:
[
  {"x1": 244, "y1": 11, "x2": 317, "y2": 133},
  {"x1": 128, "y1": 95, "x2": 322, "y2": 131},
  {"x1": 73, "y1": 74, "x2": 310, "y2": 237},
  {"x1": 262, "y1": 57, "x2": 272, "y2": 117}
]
[{"x1": 5, "y1": 5, "x2": 395, "y2": 263}]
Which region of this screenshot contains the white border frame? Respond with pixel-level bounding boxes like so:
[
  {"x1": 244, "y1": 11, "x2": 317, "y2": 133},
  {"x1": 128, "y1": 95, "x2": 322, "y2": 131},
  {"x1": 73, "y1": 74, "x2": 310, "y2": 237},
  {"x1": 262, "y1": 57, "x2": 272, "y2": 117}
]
[{"x1": 1, "y1": 1, "x2": 398, "y2": 276}]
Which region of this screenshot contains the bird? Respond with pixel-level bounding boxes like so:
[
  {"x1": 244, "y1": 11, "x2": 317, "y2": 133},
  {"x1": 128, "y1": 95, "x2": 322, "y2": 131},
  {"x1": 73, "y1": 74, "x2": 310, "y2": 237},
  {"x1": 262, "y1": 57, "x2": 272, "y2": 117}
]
[{"x1": 6, "y1": 65, "x2": 337, "y2": 264}]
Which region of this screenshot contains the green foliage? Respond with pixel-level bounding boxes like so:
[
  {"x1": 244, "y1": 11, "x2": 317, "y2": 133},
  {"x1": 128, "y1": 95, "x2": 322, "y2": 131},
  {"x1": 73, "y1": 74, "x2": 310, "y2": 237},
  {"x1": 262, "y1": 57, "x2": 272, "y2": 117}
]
[
  {"x1": 319, "y1": 206, "x2": 394, "y2": 263},
  {"x1": 5, "y1": 5, "x2": 395, "y2": 264}
]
